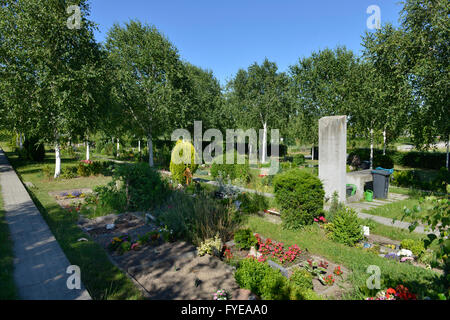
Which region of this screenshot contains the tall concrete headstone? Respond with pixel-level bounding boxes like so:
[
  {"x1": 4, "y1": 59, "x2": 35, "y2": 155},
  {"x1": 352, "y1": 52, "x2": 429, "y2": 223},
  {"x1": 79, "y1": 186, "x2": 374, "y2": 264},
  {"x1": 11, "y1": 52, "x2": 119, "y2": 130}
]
[{"x1": 318, "y1": 116, "x2": 347, "y2": 203}]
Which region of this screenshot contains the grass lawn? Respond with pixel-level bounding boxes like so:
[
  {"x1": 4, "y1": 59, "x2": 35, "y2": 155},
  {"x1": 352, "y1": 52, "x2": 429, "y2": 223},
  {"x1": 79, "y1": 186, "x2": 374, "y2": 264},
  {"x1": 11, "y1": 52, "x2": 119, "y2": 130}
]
[
  {"x1": 362, "y1": 198, "x2": 424, "y2": 223},
  {"x1": 2, "y1": 147, "x2": 144, "y2": 300},
  {"x1": 0, "y1": 185, "x2": 18, "y2": 299},
  {"x1": 245, "y1": 215, "x2": 443, "y2": 299}
]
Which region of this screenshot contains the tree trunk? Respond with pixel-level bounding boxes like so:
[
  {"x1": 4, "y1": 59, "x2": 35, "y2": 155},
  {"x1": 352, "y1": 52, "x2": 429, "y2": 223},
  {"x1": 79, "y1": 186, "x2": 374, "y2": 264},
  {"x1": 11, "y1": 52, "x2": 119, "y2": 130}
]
[
  {"x1": 116, "y1": 138, "x2": 120, "y2": 157},
  {"x1": 147, "y1": 134, "x2": 154, "y2": 167},
  {"x1": 54, "y1": 141, "x2": 61, "y2": 178},
  {"x1": 383, "y1": 128, "x2": 386, "y2": 156},
  {"x1": 86, "y1": 139, "x2": 90, "y2": 161},
  {"x1": 311, "y1": 146, "x2": 314, "y2": 161},
  {"x1": 138, "y1": 140, "x2": 141, "y2": 153},
  {"x1": 370, "y1": 128, "x2": 374, "y2": 169},
  {"x1": 261, "y1": 122, "x2": 267, "y2": 163}
]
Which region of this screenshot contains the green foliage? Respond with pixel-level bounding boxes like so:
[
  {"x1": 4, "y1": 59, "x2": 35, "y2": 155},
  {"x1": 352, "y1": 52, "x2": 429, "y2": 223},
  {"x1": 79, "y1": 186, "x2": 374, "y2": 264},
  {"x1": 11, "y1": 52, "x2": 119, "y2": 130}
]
[
  {"x1": 60, "y1": 166, "x2": 78, "y2": 180},
  {"x1": 197, "y1": 234, "x2": 222, "y2": 257},
  {"x1": 400, "y1": 239, "x2": 425, "y2": 257},
  {"x1": 273, "y1": 169, "x2": 324, "y2": 229},
  {"x1": 114, "y1": 163, "x2": 169, "y2": 211},
  {"x1": 77, "y1": 163, "x2": 91, "y2": 177},
  {"x1": 234, "y1": 258, "x2": 290, "y2": 300},
  {"x1": 373, "y1": 154, "x2": 394, "y2": 169},
  {"x1": 392, "y1": 168, "x2": 449, "y2": 193},
  {"x1": 325, "y1": 191, "x2": 345, "y2": 223},
  {"x1": 292, "y1": 154, "x2": 305, "y2": 166},
  {"x1": 169, "y1": 140, "x2": 199, "y2": 184},
  {"x1": 234, "y1": 228, "x2": 257, "y2": 250},
  {"x1": 22, "y1": 136, "x2": 45, "y2": 162},
  {"x1": 234, "y1": 164, "x2": 251, "y2": 184},
  {"x1": 289, "y1": 267, "x2": 314, "y2": 290},
  {"x1": 41, "y1": 165, "x2": 53, "y2": 179},
  {"x1": 237, "y1": 192, "x2": 269, "y2": 215},
  {"x1": 328, "y1": 207, "x2": 363, "y2": 246},
  {"x1": 156, "y1": 191, "x2": 241, "y2": 246}
]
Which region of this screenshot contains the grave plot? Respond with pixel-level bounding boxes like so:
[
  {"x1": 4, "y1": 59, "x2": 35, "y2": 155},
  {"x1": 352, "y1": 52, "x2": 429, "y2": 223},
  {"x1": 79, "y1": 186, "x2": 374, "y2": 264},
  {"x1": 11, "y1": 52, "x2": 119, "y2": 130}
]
[
  {"x1": 75, "y1": 212, "x2": 245, "y2": 300},
  {"x1": 224, "y1": 233, "x2": 352, "y2": 299}
]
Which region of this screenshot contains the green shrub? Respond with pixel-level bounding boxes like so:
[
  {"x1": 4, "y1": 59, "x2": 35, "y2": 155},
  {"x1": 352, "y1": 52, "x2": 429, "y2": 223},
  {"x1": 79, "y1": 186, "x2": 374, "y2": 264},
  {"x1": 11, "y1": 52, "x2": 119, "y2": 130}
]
[
  {"x1": 292, "y1": 154, "x2": 305, "y2": 166},
  {"x1": 237, "y1": 192, "x2": 268, "y2": 215},
  {"x1": 289, "y1": 267, "x2": 313, "y2": 290},
  {"x1": 114, "y1": 163, "x2": 169, "y2": 211},
  {"x1": 328, "y1": 207, "x2": 363, "y2": 246},
  {"x1": 234, "y1": 228, "x2": 257, "y2": 250},
  {"x1": 235, "y1": 164, "x2": 251, "y2": 184},
  {"x1": 400, "y1": 239, "x2": 425, "y2": 257},
  {"x1": 60, "y1": 166, "x2": 78, "y2": 179},
  {"x1": 234, "y1": 258, "x2": 290, "y2": 300},
  {"x1": 169, "y1": 140, "x2": 199, "y2": 184},
  {"x1": 273, "y1": 169, "x2": 324, "y2": 229},
  {"x1": 77, "y1": 162, "x2": 91, "y2": 177}
]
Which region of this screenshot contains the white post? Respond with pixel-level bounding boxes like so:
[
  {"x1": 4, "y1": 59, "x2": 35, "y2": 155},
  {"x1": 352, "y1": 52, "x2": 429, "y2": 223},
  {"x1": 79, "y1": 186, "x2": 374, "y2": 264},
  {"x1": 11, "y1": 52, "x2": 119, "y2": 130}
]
[
  {"x1": 138, "y1": 139, "x2": 141, "y2": 153},
  {"x1": 383, "y1": 128, "x2": 386, "y2": 156},
  {"x1": 311, "y1": 146, "x2": 314, "y2": 161},
  {"x1": 116, "y1": 138, "x2": 120, "y2": 157}
]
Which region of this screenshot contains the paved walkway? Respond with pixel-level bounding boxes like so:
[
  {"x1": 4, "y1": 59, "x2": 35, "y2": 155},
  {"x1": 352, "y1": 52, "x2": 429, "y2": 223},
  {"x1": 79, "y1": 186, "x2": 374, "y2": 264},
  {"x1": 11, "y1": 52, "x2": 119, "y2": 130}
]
[
  {"x1": 347, "y1": 193, "x2": 438, "y2": 235},
  {"x1": 0, "y1": 149, "x2": 91, "y2": 300}
]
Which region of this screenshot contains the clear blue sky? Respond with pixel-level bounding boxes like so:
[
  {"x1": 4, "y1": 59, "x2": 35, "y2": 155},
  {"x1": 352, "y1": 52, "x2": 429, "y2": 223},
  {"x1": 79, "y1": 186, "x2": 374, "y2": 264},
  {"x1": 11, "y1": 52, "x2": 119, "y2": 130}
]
[{"x1": 89, "y1": 0, "x2": 403, "y2": 85}]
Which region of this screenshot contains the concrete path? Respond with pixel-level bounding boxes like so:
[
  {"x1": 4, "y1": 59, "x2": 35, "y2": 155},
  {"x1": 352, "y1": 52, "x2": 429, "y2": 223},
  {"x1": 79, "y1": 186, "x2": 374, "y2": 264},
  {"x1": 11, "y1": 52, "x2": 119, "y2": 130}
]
[
  {"x1": 0, "y1": 149, "x2": 91, "y2": 300},
  {"x1": 347, "y1": 193, "x2": 438, "y2": 235}
]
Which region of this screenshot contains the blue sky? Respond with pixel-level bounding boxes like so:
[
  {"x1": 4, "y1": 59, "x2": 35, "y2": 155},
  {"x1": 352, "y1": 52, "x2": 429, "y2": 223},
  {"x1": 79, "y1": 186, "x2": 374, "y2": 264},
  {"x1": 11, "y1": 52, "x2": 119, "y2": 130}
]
[{"x1": 89, "y1": 0, "x2": 403, "y2": 85}]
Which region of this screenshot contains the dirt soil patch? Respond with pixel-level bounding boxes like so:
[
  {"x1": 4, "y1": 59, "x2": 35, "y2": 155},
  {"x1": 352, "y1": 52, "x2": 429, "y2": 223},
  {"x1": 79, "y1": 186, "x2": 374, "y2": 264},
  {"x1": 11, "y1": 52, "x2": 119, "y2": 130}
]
[{"x1": 77, "y1": 212, "x2": 245, "y2": 300}]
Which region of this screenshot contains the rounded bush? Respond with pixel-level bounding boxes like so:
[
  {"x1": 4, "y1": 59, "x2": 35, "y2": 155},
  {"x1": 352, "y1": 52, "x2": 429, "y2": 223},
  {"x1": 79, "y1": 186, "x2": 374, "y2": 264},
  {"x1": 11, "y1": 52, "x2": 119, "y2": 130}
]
[
  {"x1": 169, "y1": 140, "x2": 199, "y2": 184},
  {"x1": 273, "y1": 169, "x2": 325, "y2": 229},
  {"x1": 328, "y1": 207, "x2": 362, "y2": 246}
]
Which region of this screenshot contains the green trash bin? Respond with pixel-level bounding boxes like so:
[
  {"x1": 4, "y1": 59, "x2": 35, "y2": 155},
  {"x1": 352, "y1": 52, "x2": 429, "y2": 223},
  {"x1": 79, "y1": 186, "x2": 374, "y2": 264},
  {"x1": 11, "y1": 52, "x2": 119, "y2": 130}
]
[{"x1": 364, "y1": 190, "x2": 373, "y2": 202}]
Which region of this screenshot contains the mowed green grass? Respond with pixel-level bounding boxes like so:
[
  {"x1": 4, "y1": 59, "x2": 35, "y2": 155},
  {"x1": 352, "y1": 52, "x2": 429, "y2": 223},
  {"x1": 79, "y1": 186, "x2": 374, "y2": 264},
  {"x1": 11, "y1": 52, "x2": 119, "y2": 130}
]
[
  {"x1": 245, "y1": 215, "x2": 442, "y2": 299},
  {"x1": 3, "y1": 148, "x2": 143, "y2": 300},
  {"x1": 0, "y1": 185, "x2": 18, "y2": 299}
]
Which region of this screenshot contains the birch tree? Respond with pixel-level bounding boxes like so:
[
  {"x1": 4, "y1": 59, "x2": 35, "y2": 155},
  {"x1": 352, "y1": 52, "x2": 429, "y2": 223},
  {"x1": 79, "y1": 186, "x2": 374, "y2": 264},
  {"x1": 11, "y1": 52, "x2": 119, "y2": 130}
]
[
  {"x1": 106, "y1": 20, "x2": 190, "y2": 167},
  {"x1": 0, "y1": 0, "x2": 107, "y2": 177},
  {"x1": 227, "y1": 59, "x2": 291, "y2": 163}
]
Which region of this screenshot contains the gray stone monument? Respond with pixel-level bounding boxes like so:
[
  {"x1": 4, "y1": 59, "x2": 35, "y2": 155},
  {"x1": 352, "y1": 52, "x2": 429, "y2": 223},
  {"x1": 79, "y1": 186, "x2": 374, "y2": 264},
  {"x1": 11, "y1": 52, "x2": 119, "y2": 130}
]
[{"x1": 318, "y1": 116, "x2": 347, "y2": 203}]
